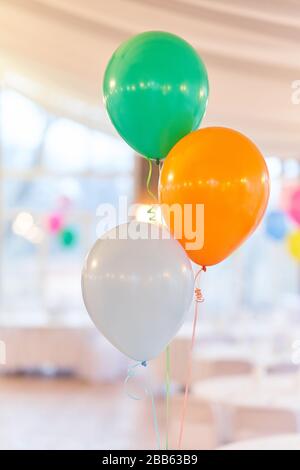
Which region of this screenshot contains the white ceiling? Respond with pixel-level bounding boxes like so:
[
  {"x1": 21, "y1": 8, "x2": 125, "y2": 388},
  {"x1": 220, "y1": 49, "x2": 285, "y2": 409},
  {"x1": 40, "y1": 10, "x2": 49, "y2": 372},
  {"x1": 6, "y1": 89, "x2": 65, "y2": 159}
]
[{"x1": 0, "y1": 0, "x2": 299, "y2": 158}]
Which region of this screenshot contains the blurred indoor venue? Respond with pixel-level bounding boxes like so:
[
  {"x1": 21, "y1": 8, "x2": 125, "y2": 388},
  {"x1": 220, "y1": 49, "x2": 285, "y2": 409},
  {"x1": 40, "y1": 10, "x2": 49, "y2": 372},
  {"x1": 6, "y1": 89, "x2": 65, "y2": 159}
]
[{"x1": 0, "y1": 0, "x2": 300, "y2": 451}]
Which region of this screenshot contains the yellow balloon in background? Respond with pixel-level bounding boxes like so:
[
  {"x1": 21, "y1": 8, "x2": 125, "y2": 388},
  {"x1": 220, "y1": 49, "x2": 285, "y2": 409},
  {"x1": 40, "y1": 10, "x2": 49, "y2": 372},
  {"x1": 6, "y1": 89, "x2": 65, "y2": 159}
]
[{"x1": 287, "y1": 231, "x2": 300, "y2": 261}]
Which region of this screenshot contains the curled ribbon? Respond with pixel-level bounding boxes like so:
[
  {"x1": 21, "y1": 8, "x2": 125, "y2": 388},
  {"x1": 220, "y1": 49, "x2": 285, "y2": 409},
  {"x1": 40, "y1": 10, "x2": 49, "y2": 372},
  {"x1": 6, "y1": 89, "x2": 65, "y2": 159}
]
[
  {"x1": 177, "y1": 266, "x2": 206, "y2": 449},
  {"x1": 124, "y1": 361, "x2": 161, "y2": 449}
]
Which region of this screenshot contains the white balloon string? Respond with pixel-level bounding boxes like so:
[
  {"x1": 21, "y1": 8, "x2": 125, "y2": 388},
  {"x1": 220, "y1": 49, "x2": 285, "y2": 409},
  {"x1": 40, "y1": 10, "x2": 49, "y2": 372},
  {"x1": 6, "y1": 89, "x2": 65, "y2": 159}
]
[
  {"x1": 136, "y1": 159, "x2": 163, "y2": 450},
  {"x1": 177, "y1": 266, "x2": 206, "y2": 449},
  {"x1": 124, "y1": 361, "x2": 161, "y2": 449}
]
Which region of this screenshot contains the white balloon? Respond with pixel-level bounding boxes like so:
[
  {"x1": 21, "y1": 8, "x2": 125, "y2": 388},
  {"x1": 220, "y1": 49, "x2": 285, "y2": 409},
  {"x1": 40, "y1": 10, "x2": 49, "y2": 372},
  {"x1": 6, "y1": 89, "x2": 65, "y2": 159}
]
[{"x1": 82, "y1": 222, "x2": 194, "y2": 361}]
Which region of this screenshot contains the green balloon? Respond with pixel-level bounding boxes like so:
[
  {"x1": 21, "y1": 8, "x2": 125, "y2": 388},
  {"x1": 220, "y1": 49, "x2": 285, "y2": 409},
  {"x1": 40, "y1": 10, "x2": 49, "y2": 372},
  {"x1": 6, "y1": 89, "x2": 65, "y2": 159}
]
[
  {"x1": 103, "y1": 31, "x2": 209, "y2": 160},
  {"x1": 59, "y1": 227, "x2": 78, "y2": 248}
]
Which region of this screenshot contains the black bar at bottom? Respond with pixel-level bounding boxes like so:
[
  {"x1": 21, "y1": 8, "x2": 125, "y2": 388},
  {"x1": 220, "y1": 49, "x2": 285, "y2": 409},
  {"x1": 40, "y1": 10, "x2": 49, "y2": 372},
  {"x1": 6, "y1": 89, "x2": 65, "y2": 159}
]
[{"x1": 0, "y1": 449, "x2": 295, "y2": 464}]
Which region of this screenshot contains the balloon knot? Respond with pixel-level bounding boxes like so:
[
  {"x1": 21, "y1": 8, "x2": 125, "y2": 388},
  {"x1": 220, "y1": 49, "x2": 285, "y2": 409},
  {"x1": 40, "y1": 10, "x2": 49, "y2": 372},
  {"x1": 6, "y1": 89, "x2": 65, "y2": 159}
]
[
  {"x1": 194, "y1": 287, "x2": 204, "y2": 303},
  {"x1": 202, "y1": 266, "x2": 207, "y2": 272},
  {"x1": 141, "y1": 361, "x2": 147, "y2": 367}
]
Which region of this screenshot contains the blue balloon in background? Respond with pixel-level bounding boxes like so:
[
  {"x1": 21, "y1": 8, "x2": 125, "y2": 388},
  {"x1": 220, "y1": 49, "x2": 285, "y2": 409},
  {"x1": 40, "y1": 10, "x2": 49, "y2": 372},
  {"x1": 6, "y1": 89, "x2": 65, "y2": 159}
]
[{"x1": 265, "y1": 210, "x2": 287, "y2": 241}]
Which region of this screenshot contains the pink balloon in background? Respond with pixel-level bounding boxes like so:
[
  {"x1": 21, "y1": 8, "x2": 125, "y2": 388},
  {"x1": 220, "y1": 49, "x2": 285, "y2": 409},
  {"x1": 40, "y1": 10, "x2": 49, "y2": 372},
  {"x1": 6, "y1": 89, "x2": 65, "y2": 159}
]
[
  {"x1": 58, "y1": 195, "x2": 72, "y2": 211},
  {"x1": 288, "y1": 188, "x2": 300, "y2": 225},
  {"x1": 48, "y1": 213, "x2": 64, "y2": 233},
  {"x1": 280, "y1": 182, "x2": 298, "y2": 212}
]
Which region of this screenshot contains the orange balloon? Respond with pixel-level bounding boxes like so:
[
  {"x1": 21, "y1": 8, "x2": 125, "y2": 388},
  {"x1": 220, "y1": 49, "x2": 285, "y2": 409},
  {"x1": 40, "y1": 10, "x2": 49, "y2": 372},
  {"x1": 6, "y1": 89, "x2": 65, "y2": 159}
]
[{"x1": 159, "y1": 127, "x2": 270, "y2": 267}]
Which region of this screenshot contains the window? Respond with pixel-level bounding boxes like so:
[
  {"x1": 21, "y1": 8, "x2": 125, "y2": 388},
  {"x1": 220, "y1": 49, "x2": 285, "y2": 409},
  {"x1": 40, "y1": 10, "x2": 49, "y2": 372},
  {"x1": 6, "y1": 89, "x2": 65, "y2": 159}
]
[{"x1": 0, "y1": 88, "x2": 135, "y2": 322}]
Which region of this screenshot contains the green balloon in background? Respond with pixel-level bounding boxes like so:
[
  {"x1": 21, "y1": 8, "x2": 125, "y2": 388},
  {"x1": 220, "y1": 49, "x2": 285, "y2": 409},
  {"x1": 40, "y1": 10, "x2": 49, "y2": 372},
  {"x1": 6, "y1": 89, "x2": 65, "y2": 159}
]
[
  {"x1": 59, "y1": 227, "x2": 78, "y2": 249},
  {"x1": 103, "y1": 31, "x2": 209, "y2": 160}
]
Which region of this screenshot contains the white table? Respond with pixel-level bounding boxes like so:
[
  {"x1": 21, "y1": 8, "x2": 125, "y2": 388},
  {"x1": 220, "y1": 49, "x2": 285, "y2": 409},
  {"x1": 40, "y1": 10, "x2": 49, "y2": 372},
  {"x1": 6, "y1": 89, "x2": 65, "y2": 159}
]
[
  {"x1": 194, "y1": 374, "x2": 300, "y2": 411},
  {"x1": 218, "y1": 433, "x2": 300, "y2": 450},
  {"x1": 194, "y1": 374, "x2": 300, "y2": 443}
]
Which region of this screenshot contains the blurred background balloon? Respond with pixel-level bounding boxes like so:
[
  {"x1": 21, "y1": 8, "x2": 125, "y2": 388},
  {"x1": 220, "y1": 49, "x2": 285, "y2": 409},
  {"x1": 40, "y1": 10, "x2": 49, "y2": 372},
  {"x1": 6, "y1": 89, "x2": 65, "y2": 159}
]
[
  {"x1": 103, "y1": 31, "x2": 209, "y2": 160},
  {"x1": 47, "y1": 213, "x2": 64, "y2": 234},
  {"x1": 59, "y1": 226, "x2": 78, "y2": 249},
  {"x1": 265, "y1": 210, "x2": 288, "y2": 241},
  {"x1": 288, "y1": 187, "x2": 300, "y2": 226},
  {"x1": 287, "y1": 231, "x2": 300, "y2": 261}
]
